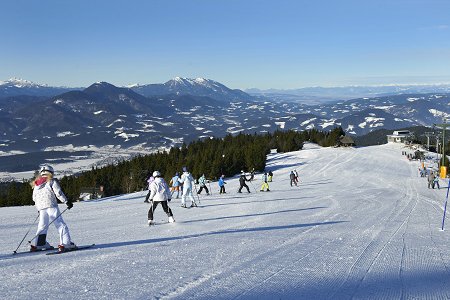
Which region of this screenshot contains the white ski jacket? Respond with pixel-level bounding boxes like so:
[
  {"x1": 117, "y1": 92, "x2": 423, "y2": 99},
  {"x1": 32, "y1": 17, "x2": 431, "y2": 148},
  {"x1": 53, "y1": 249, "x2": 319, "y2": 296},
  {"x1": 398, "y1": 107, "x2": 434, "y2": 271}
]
[
  {"x1": 179, "y1": 172, "x2": 194, "y2": 189},
  {"x1": 148, "y1": 177, "x2": 171, "y2": 202},
  {"x1": 33, "y1": 177, "x2": 68, "y2": 211}
]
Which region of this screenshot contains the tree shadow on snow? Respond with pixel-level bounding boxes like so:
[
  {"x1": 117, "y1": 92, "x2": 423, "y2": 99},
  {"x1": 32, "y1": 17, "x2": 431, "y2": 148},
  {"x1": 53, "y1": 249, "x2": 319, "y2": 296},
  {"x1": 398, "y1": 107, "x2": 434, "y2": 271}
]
[
  {"x1": 200, "y1": 196, "x2": 315, "y2": 208},
  {"x1": 265, "y1": 162, "x2": 307, "y2": 172},
  {"x1": 93, "y1": 220, "x2": 346, "y2": 251},
  {"x1": 180, "y1": 206, "x2": 326, "y2": 224}
]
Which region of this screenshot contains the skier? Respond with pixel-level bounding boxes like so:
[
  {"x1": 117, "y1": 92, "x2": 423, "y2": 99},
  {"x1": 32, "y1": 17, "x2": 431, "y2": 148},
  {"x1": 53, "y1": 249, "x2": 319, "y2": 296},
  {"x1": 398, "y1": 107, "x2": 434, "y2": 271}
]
[
  {"x1": 30, "y1": 165, "x2": 76, "y2": 252},
  {"x1": 238, "y1": 171, "x2": 250, "y2": 193},
  {"x1": 428, "y1": 170, "x2": 436, "y2": 189},
  {"x1": 268, "y1": 170, "x2": 273, "y2": 182},
  {"x1": 197, "y1": 174, "x2": 210, "y2": 195},
  {"x1": 434, "y1": 173, "x2": 441, "y2": 189},
  {"x1": 147, "y1": 171, "x2": 175, "y2": 225},
  {"x1": 293, "y1": 169, "x2": 299, "y2": 184},
  {"x1": 144, "y1": 173, "x2": 155, "y2": 203},
  {"x1": 290, "y1": 171, "x2": 297, "y2": 187},
  {"x1": 260, "y1": 172, "x2": 270, "y2": 192},
  {"x1": 219, "y1": 175, "x2": 227, "y2": 194},
  {"x1": 178, "y1": 167, "x2": 197, "y2": 207},
  {"x1": 169, "y1": 172, "x2": 181, "y2": 199}
]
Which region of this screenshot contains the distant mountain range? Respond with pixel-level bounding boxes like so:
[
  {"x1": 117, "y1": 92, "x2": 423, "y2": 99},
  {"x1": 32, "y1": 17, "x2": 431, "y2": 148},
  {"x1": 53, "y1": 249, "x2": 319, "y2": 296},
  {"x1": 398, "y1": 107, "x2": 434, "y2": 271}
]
[
  {"x1": 1, "y1": 77, "x2": 449, "y2": 155},
  {"x1": 0, "y1": 78, "x2": 79, "y2": 97},
  {"x1": 247, "y1": 84, "x2": 450, "y2": 104}
]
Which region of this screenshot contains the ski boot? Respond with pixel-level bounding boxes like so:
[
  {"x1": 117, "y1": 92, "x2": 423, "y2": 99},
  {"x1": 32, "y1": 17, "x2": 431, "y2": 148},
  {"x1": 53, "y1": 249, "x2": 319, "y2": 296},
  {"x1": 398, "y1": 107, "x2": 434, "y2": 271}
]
[
  {"x1": 58, "y1": 242, "x2": 77, "y2": 252},
  {"x1": 30, "y1": 242, "x2": 53, "y2": 252}
]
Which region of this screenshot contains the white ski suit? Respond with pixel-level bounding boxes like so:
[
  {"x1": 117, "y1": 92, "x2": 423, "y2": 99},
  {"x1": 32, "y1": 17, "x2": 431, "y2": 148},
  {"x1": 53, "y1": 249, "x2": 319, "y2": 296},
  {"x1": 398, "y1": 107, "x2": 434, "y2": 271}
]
[
  {"x1": 32, "y1": 176, "x2": 73, "y2": 247},
  {"x1": 178, "y1": 171, "x2": 196, "y2": 206},
  {"x1": 147, "y1": 177, "x2": 174, "y2": 221}
]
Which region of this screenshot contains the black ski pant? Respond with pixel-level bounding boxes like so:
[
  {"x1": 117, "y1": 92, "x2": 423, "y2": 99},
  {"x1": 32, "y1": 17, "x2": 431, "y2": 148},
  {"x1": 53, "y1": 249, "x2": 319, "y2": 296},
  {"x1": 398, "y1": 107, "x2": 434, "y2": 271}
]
[
  {"x1": 148, "y1": 200, "x2": 173, "y2": 221},
  {"x1": 238, "y1": 183, "x2": 250, "y2": 193},
  {"x1": 145, "y1": 191, "x2": 152, "y2": 202},
  {"x1": 220, "y1": 186, "x2": 226, "y2": 194},
  {"x1": 197, "y1": 185, "x2": 209, "y2": 194}
]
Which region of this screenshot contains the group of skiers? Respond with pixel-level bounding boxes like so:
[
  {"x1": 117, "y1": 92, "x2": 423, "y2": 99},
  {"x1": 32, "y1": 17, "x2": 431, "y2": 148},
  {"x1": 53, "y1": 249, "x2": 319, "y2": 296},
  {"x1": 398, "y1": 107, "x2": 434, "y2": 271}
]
[
  {"x1": 424, "y1": 168, "x2": 441, "y2": 189},
  {"x1": 289, "y1": 170, "x2": 299, "y2": 186},
  {"x1": 414, "y1": 155, "x2": 441, "y2": 190},
  {"x1": 25, "y1": 163, "x2": 301, "y2": 252}
]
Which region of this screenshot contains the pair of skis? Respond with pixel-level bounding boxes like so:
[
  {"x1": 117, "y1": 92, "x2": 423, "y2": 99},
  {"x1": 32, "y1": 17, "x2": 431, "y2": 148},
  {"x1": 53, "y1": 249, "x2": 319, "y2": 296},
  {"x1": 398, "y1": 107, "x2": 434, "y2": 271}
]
[{"x1": 13, "y1": 244, "x2": 95, "y2": 256}]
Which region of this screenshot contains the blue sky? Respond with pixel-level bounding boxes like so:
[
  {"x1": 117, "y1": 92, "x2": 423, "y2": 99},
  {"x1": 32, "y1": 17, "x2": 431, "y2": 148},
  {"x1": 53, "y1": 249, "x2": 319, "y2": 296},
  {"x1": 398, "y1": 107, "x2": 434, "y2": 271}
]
[{"x1": 1, "y1": 0, "x2": 450, "y2": 89}]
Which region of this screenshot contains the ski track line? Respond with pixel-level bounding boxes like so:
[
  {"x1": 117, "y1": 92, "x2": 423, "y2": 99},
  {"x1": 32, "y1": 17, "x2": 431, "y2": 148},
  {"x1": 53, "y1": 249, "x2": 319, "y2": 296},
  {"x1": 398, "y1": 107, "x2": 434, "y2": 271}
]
[
  {"x1": 310, "y1": 150, "x2": 357, "y2": 179},
  {"x1": 400, "y1": 182, "x2": 448, "y2": 299},
  {"x1": 158, "y1": 270, "x2": 223, "y2": 300},
  {"x1": 229, "y1": 213, "x2": 345, "y2": 300},
  {"x1": 226, "y1": 211, "x2": 345, "y2": 299},
  {"x1": 329, "y1": 168, "x2": 419, "y2": 299},
  {"x1": 423, "y1": 189, "x2": 450, "y2": 274},
  {"x1": 231, "y1": 219, "x2": 346, "y2": 300},
  {"x1": 157, "y1": 197, "x2": 326, "y2": 298},
  {"x1": 163, "y1": 212, "x2": 343, "y2": 300}
]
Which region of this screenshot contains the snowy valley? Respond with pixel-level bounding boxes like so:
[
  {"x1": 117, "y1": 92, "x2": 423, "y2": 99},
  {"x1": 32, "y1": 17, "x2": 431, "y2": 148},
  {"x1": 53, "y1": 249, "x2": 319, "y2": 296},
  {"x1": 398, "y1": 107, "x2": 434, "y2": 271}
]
[{"x1": 1, "y1": 78, "x2": 450, "y2": 179}]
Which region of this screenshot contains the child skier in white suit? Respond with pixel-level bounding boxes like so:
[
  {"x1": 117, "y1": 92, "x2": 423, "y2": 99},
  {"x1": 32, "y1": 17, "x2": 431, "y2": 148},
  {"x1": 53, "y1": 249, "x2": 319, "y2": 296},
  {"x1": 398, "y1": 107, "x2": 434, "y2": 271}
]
[
  {"x1": 30, "y1": 165, "x2": 76, "y2": 252},
  {"x1": 147, "y1": 171, "x2": 175, "y2": 225}
]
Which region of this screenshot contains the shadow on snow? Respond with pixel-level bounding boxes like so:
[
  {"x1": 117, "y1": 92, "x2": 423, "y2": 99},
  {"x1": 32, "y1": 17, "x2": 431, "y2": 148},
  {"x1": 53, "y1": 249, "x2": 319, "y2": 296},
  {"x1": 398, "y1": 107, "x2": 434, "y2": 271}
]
[{"x1": 93, "y1": 220, "x2": 346, "y2": 251}]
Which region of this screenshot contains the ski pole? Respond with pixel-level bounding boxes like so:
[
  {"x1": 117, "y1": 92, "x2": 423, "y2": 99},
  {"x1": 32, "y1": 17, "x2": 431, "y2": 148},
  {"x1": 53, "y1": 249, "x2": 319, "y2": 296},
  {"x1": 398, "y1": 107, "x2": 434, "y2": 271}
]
[
  {"x1": 13, "y1": 213, "x2": 40, "y2": 254},
  {"x1": 441, "y1": 178, "x2": 450, "y2": 230},
  {"x1": 193, "y1": 184, "x2": 201, "y2": 204},
  {"x1": 248, "y1": 180, "x2": 258, "y2": 193},
  {"x1": 28, "y1": 208, "x2": 68, "y2": 244}
]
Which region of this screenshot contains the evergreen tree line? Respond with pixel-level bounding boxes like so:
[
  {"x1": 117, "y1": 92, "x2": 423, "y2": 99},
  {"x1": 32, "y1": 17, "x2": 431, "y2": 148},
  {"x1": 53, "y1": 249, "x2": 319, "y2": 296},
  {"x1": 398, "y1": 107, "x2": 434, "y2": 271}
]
[{"x1": 0, "y1": 128, "x2": 346, "y2": 207}]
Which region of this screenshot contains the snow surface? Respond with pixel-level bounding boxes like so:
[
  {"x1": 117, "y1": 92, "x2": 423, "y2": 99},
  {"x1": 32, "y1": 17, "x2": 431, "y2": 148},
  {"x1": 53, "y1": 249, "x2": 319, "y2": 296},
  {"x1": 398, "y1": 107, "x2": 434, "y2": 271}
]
[{"x1": 1, "y1": 143, "x2": 450, "y2": 299}]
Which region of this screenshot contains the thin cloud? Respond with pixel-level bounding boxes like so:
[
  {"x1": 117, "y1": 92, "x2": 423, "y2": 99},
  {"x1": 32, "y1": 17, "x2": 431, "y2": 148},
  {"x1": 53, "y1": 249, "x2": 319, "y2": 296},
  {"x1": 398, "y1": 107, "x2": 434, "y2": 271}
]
[{"x1": 419, "y1": 24, "x2": 449, "y2": 31}]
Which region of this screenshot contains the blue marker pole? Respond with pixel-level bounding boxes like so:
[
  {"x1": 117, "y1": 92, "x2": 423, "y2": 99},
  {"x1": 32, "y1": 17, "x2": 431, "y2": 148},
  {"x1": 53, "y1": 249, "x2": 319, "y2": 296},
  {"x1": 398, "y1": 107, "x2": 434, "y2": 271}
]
[{"x1": 441, "y1": 178, "x2": 450, "y2": 230}]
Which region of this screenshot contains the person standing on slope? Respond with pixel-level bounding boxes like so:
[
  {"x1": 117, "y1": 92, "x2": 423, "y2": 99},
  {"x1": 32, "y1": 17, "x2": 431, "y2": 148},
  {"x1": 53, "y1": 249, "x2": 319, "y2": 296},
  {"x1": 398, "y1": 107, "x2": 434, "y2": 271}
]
[
  {"x1": 428, "y1": 170, "x2": 436, "y2": 189},
  {"x1": 260, "y1": 172, "x2": 270, "y2": 192},
  {"x1": 293, "y1": 169, "x2": 299, "y2": 184},
  {"x1": 147, "y1": 171, "x2": 175, "y2": 225},
  {"x1": 197, "y1": 174, "x2": 210, "y2": 195},
  {"x1": 169, "y1": 172, "x2": 181, "y2": 199},
  {"x1": 219, "y1": 175, "x2": 227, "y2": 194},
  {"x1": 179, "y1": 167, "x2": 197, "y2": 207},
  {"x1": 268, "y1": 170, "x2": 273, "y2": 182},
  {"x1": 238, "y1": 171, "x2": 250, "y2": 193},
  {"x1": 290, "y1": 171, "x2": 297, "y2": 187},
  {"x1": 30, "y1": 165, "x2": 76, "y2": 252},
  {"x1": 434, "y1": 174, "x2": 441, "y2": 189},
  {"x1": 144, "y1": 173, "x2": 155, "y2": 203}
]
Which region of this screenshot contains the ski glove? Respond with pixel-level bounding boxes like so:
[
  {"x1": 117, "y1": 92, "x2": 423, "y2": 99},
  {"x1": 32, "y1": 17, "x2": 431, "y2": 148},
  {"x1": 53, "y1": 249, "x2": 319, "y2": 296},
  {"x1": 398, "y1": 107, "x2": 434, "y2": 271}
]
[
  {"x1": 168, "y1": 198, "x2": 172, "y2": 202},
  {"x1": 66, "y1": 201, "x2": 73, "y2": 210}
]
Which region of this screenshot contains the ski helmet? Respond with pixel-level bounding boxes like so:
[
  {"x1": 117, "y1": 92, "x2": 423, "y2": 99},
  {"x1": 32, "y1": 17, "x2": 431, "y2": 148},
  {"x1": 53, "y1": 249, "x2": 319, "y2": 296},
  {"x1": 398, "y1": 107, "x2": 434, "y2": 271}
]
[
  {"x1": 39, "y1": 165, "x2": 54, "y2": 175},
  {"x1": 153, "y1": 171, "x2": 161, "y2": 177}
]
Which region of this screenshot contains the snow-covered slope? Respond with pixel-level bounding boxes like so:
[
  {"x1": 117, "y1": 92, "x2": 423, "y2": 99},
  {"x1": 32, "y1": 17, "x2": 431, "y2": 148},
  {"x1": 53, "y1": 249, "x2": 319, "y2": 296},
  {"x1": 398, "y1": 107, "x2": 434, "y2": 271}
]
[{"x1": 1, "y1": 143, "x2": 450, "y2": 299}]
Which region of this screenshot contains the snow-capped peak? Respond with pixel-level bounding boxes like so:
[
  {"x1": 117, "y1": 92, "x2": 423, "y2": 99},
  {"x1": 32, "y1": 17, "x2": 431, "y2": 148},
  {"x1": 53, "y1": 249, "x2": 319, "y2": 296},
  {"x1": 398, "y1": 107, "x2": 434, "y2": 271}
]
[
  {"x1": 168, "y1": 77, "x2": 220, "y2": 88},
  {"x1": 0, "y1": 78, "x2": 47, "y2": 88}
]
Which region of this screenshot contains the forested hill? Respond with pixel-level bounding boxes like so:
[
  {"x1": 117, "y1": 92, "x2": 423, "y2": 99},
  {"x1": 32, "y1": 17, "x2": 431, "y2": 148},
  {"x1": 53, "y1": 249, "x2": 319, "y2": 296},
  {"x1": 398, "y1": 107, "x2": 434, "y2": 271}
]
[{"x1": 0, "y1": 128, "x2": 345, "y2": 207}]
